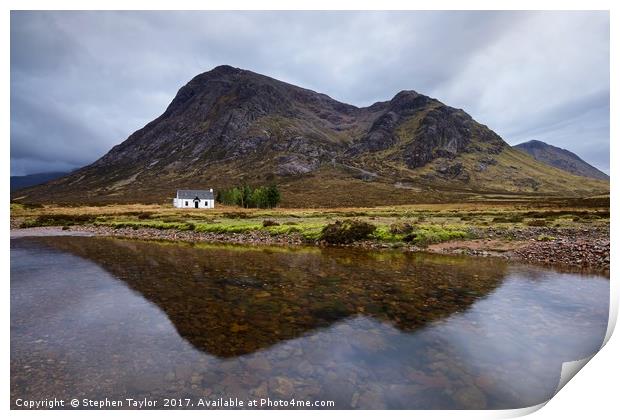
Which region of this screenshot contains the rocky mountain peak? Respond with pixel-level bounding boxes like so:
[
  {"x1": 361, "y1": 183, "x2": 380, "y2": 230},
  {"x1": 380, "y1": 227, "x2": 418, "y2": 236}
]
[
  {"x1": 518, "y1": 139, "x2": 547, "y2": 149},
  {"x1": 389, "y1": 90, "x2": 433, "y2": 111}
]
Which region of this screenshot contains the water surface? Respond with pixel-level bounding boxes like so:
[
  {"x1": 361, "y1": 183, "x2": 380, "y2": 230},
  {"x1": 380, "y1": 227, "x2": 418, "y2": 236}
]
[{"x1": 11, "y1": 236, "x2": 609, "y2": 409}]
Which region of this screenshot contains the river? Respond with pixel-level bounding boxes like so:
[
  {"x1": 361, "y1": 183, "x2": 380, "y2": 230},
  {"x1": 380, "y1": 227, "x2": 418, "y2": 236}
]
[{"x1": 10, "y1": 235, "x2": 609, "y2": 409}]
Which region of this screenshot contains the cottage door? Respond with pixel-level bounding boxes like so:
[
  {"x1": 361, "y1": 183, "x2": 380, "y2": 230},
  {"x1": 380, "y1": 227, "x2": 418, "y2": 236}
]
[{"x1": 194, "y1": 197, "x2": 200, "y2": 208}]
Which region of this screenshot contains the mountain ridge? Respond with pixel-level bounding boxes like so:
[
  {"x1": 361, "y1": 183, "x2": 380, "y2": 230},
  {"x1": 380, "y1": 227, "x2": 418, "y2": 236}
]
[
  {"x1": 10, "y1": 171, "x2": 70, "y2": 192},
  {"x1": 12, "y1": 65, "x2": 609, "y2": 206},
  {"x1": 514, "y1": 140, "x2": 609, "y2": 181}
]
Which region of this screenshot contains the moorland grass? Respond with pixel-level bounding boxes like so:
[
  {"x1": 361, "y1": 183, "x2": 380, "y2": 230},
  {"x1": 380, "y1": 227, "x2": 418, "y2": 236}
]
[{"x1": 12, "y1": 201, "x2": 608, "y2": 246}]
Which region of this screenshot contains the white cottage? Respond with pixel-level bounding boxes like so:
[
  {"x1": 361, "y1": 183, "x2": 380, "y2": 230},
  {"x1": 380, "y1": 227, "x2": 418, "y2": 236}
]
[{"x1": 173, "y1": 189, "x2": 215, "y2": 209}]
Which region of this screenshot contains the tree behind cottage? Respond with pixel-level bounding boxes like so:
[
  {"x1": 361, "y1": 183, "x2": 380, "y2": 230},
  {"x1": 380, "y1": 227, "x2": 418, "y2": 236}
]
[{"x1": 217, "y1": 185, "x2": 281, "y2": 208}]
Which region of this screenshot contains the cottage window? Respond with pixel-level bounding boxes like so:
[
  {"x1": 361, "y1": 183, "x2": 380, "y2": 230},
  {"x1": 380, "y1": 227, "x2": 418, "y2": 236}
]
[{"x1": 185, "y1": 201, "x2": 188, "y2": 206}]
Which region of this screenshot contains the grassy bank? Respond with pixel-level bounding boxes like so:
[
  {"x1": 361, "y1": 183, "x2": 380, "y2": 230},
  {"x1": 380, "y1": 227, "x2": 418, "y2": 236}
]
[{"x1": 11, "y1": 201, "x2": 610, "y2": 248}]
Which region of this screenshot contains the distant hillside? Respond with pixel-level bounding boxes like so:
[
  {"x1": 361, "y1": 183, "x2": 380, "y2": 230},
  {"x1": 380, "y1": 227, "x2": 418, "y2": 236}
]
[
  {"x1": 514, "y1": 140, "x2": 609, "y2": 181},
  {"x1": 11, "y1": 171, "x2": 69, "y2": 192},
  {"x1": 12, "y1": 65, "x2": 609, "y2": 206}
]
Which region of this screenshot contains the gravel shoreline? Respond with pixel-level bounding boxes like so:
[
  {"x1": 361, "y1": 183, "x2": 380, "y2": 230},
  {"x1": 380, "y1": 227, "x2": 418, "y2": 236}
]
[{"x1": 11, "y1": 225, "x2": 610, "y2": 275}]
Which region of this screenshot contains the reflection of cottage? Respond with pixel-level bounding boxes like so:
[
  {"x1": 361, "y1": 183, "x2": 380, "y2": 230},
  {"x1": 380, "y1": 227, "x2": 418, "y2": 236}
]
[{"x1": 173, "y1": 189, "x2": 215, "y2": 209}]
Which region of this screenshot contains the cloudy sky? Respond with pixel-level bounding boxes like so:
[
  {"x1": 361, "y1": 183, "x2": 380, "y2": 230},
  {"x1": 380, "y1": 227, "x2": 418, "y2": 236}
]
[{"x1": 11, "y1": 11, "x2": 610, "y2": 176}]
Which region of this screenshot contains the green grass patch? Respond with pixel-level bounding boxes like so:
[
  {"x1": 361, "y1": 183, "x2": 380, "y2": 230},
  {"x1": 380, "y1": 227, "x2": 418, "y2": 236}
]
[
  {"x1": 194, "y1": 221, "x2": 262, "y2": 234},
  {"x1": 403, "y1": 225, "x2": 473, "y2": 247},
  {"x1": 371, "y1": 226, "x2": 404, "y2": 242},
  {"x1": 95, "y1": 220, "x2": 195, "y2": 231},
  {"x1": 11, "y1": 202, "x2": 43, "y2": 211}
]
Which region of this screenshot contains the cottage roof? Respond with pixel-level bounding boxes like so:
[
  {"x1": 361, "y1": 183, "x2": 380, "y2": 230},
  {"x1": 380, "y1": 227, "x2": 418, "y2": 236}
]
[{"x1": 176, "y1": 189, "x2": 214, "y2": 200}]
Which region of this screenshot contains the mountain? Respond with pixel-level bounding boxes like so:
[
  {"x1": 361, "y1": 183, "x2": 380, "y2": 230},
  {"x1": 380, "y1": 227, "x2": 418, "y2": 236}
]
[
  {"x1": 514, "y1": 140, "x2": 609, "y2": 181},
  {"x1": 10, "y1": 171, "x2": 69, "y2": 192},
  {"x1": 12, "y1": 65, "x2": 609, "y2": 206}
]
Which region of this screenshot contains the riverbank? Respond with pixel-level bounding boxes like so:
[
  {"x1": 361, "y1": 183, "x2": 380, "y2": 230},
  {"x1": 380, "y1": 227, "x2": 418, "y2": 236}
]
[
  {"x1": 11, "y1": 222, "x2": 609, "y2": 274},
  {"x1": 11, "y1": 201, "x2": 609, "y2": 273}
]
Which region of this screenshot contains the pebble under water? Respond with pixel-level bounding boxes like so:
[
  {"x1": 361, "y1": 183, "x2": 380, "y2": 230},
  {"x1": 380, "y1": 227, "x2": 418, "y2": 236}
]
[{"x1": 10, "y1": 236, "x2": 609, "y2": 409}]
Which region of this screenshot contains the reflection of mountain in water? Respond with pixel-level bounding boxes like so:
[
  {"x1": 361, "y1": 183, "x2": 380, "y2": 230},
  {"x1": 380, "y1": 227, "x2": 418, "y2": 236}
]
[{"x1": 36, "y1": 236, "x2": 508, "y2": 357}]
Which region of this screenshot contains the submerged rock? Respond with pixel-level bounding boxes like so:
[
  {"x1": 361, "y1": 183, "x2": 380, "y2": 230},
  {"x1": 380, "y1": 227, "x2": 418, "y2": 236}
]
[
  {"x1": 452, "y1": 385, "x2": 487, "y2": 409},
  {"x1": 269, "y1": 376, "x2": 294, "y2": 398}
]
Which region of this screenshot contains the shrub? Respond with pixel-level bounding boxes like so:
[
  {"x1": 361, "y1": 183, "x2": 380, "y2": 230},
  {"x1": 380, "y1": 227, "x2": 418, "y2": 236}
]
[
  {"x1": 319, "y1": 220, "x2": 376, "y2": 244},
  {"x1": 389, "y1": 222, "x2": 414, "y2": 234},
  {"x1": 526, "y1": 219, "x2": 548, "y2": 227}
]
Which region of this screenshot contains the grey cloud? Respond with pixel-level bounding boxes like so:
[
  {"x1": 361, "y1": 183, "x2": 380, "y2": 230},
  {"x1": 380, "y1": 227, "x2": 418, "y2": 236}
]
[
  {"x1": 10, "y1": 11, "x2": 609, "y2": 175},
  {"x1": 11, "y1": 95, "x2": 108, "y2": 165}
]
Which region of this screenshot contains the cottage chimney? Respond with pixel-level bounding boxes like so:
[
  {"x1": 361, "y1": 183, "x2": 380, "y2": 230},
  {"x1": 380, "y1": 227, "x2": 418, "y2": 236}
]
[{"x1": 209, "y1": 188, "x2": 213, "y2": 192}]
